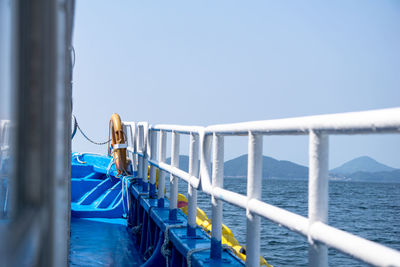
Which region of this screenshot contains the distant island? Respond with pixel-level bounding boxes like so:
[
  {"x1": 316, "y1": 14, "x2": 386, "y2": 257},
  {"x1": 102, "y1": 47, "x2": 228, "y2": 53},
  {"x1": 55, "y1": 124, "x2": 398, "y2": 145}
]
[
  {"x1": 166, "y1": 155, "x2": 400, "y2": 183},
  {"x1": 329, "y1": 156, "x2": 399, "y2": 183}
]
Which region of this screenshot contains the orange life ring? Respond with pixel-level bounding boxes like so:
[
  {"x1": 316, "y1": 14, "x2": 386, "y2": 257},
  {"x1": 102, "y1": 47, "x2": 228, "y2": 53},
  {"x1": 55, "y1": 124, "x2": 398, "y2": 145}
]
[{"x1": 108, "y1": 113, "x2": 127, "y2": 175}]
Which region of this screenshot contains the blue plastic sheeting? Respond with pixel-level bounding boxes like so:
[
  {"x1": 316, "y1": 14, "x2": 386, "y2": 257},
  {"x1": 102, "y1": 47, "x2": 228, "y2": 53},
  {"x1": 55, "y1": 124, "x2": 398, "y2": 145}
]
[{"x1": 69, "y1": 217, "x2": 143, "y2": 266}]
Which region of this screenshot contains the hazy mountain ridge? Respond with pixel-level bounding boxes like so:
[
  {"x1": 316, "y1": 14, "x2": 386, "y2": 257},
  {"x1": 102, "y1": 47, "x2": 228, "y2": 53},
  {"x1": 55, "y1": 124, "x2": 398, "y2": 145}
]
[
  {"x1": 165, "y1": 155, "x2": 399, "y2": 183},
  {"x1": 224, "y1": 154, "x2": 308, "y2": 179},
  {"x1": 329, "y1": 156, "x2": 399, "y2": 182},
  {"x1": 330, "y1": 156, "x2": 395, "y2": 174}
]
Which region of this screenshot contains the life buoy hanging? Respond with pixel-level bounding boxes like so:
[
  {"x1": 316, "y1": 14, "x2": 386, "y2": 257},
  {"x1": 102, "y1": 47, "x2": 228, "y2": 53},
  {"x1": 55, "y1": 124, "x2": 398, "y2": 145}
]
[{"x1": 108, "y1": 113, "x2": 127, "y2": 175}]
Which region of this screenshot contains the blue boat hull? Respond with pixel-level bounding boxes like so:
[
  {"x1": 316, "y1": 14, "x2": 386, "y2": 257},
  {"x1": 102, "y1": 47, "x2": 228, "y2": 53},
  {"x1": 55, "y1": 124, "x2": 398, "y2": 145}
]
[{"x1": 70, "y1": 153, "x2": 245, "y2": 267}]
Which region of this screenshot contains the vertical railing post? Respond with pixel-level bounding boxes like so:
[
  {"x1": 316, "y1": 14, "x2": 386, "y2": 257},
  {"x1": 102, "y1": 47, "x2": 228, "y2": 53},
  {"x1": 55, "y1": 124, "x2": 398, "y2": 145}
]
[
  {"x1": 158, "y1": 131, "x2": 166, "y2": 207},
  {"x1": 246, "y1": 132, "x2": 263, "y2": 267},
  {"x1": 211, "y1": 133, "x2": 224, "y2": 259},
  {"x1": 130, "y1": 123, "x2": 138, "y2": 175},
  {"x1": 308, "y1": 130, "x2": 329, "y2": 267},
  {"x1": 187, "y1": 133, "x2": 199, "y2": 237},
  {"x1": 137, "y1": 125, "x2": 143, "y2": 186},
  {"x1": 122, "y1": 123, "x2": 131, "y2": 174},
  {"x1": 149, "y1": 129, "x2": 157, "y2": 198},
  {"x1": 169, "y1": 131, "x2": 180, "y2": 221},
  {"x1": 142, "y1": 125, "x2": 149, "y2": 192},
  {"x1": 199, "y1": 131, "x2": 212, "y2": 194}
]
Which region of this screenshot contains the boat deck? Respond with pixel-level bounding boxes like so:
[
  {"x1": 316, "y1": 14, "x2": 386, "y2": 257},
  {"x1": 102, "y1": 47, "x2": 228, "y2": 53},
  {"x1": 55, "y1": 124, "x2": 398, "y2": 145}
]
[
  {"x1": 70, "y1": 154, "x2": 246, "y2": 267},
  {"x1": 69, "y1": 217, "x2": 143, "y2": 266}
]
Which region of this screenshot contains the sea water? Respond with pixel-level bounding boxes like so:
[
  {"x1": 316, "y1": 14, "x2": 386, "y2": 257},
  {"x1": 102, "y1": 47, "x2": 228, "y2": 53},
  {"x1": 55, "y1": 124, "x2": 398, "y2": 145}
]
[{"x1": 176, "y1": 179, "x2": 400, "y2": 267}]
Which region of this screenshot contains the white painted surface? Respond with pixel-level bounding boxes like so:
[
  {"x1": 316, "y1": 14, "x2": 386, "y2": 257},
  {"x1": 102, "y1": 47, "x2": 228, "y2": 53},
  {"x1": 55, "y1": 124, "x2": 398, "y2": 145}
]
[
  {"x1": 246, "y1": 133, "x2": 262, "y2": 267},
  {"x1": 187, "y1": 133, "x2": 199, "y2": 232},
  {"x1": 170, "y1": 131, "x2": 180, "y2": 211},
  {"x1": 158, "y1": 131, "x2": 167, "y2": 200},
  {"x1": 308, "y1": 131, "x2": 329, "y2": 267},
  {"x1": 211, "y1": 134, "x2": 224, "y2": 247},
  {"x1": 123, "y1": 107, "x2": 400, "y2": 267}
]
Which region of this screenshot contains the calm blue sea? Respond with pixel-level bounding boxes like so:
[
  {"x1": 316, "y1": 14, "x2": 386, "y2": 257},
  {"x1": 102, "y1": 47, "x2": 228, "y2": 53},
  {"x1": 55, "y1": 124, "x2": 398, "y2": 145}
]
[{"x1": 176, "y1": 179, "x2": 400, "y2": 267}]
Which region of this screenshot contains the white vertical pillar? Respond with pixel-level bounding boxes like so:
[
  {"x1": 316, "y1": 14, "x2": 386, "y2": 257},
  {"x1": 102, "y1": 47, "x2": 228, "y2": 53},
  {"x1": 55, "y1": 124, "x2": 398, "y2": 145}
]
[
  {"x1": 187, "y1": 133, "x2": 199, "y2": 236},
  {"x1": 127, "y1": 123, "x2": 137, "y2": 173},
  {"x1": 308, "y1": 130, "x2": 329, "y2": 267},
  {"x1": 211, "y1": 133, "x2": 224, "y2": 259},
  {"x1": 137, "y1": 126, "x2": 143, "y2": 182},
  {"x1": 199, "y1": 132, "x2": 212, "y2": 194},
  {"x1": 246, "y1": 132, "x2": 263, "y2": 267},
  {"x1": 157, "y1": 131, "x2": 167, "y2": 207},
  {"x1": 132, "y1": 124, "x2": 137, "y2": 173},
  {"x1": 169, "y1": 131, "x2": 180, "y2": 220},
  {"x1": 149, "y1": 129, "x2": 157, "y2": 198},
  {"x1": 142, "y1": 126, "x2": 148, "y2": 191}
]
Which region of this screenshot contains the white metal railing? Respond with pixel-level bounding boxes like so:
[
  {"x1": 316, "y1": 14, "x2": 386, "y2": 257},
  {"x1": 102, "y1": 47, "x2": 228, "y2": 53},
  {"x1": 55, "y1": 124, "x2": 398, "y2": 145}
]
[{"x1": 123, "y1": 107, "x2": 400, "y2": 267}]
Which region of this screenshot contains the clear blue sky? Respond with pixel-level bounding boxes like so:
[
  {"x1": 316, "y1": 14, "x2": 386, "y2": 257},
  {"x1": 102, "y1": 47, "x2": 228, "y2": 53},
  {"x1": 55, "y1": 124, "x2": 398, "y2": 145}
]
[{"x1": 72, "y1": 0, "x2": 400, "y2": 169}]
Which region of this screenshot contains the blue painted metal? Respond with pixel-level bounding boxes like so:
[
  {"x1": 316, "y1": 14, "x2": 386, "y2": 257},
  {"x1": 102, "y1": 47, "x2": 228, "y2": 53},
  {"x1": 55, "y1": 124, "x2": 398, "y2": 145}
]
[
  {"x1": 71, "y1": 153, "x2": 244, "y2": 266},
  {"x1": 128, "y1": 177, "x2": 245, "y2": 267},
  {"x1": 70, "y1": 217, "x2": 143, "y2": 266},
  {"x1": 71, "y1": 153, "x2": 132, "y2": 218}
]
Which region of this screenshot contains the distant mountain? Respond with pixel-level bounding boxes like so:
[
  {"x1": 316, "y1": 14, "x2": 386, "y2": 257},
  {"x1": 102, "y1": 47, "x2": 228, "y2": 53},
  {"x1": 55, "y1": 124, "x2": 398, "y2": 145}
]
[
  {"x1": 166, "y1": 154, "x2": 308, "y2": 179},
  {"x1": 163, "y1": 155, "x2": 399, "y2": 183},
  {"x1": 224, "y1": 154, "x2": 308, "y2": 179},
  {"x1": 330, "y1": 156, "x2": 395, "y2": 175},
  {"x1": 165, "y1": 155, "x2": 190, "y2": 172}
]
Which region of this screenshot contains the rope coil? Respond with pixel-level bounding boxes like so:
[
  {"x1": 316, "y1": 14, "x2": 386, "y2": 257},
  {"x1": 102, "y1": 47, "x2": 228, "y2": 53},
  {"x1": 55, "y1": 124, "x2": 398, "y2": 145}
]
[
  {"x1": 143, "y1": 245, "x2": 154, "y2": 261},
  {"x1": 161, "y1": 224, "x2": 186, "y2": 267}
]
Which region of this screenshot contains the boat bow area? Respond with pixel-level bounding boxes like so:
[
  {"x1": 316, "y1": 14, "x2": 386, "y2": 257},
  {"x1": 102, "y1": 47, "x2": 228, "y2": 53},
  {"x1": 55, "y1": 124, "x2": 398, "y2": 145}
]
[{"x1": 70, "y1": 153, "x2": 245, "y2": 266}]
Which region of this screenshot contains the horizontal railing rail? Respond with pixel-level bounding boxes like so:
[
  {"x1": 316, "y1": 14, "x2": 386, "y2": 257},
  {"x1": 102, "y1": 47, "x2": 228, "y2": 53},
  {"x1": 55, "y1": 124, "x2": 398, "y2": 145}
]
[{"x1": 123, "y1": 107, "x2": 400, "y2": 267}]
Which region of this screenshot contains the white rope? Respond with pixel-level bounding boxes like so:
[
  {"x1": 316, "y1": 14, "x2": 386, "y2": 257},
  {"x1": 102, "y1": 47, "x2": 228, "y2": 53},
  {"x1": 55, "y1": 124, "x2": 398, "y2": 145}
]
[
  {"x1": 186, "y1": 246, "x2": 210, "y2": 267},
  {"x1": 143, "y1": 245, "x2": 154, "y2": 261},
  {"x1": 161, "y1": 224, "x2": 186, "y2": 267},
  {"x1": 121, "y1": 176, "x2": 131, "y2": 215},
  {"x1": 106, "y1": 157, "x2": 115, "y2": 179},
  {"x1": 185, "y1": 244, "x2": 242, "y2": 267},
  {"x1": 72, "y1": 152, "x2": 86, "y2": 164}
]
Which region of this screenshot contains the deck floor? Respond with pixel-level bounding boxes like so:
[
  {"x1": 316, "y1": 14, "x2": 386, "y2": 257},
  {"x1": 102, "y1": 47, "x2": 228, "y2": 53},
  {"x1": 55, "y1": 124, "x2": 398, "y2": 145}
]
[{"x1": 69, "y1": 217, "x2": 142, "y2": 266}]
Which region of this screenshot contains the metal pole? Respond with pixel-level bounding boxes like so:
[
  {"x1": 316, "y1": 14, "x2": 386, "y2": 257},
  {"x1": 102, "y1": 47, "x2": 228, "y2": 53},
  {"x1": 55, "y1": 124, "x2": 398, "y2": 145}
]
[
  {"x1": 199, "y1": 132, "x2": 212, "y2": 195},
  {"x1": 169, "y1": 131, "x2": 180, "y2": 221},
  {"x1": 246, "y1": 132, "x2": 262, "y2": 267},
  {"x1": 127, "y1": 123, "x2": 137, "y2": 174},
  {"x1": 137, "y1": 126, "x2": 143, "y2": 185},
  {"x1": 149, "y1": 129, "x2": 157, "y2": 198},
  {"x1": 142, "y1": 125, "x2": 149, "y2": 192},
  {"x1": 4, "y1": 0, "x2": 74, "y2": 265},
  {"x1": 187, "y1": 133, "x2": 199, "y2": 237},
  {"x1": 157, "y1": 131, "x2": 166, "y2": 207},
  {"x1": 211, "y1": 133, "x2": 224, "y2": 259},
  {"x1": 308, "y1": 130, "x2": 329, "y2": 267}
]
